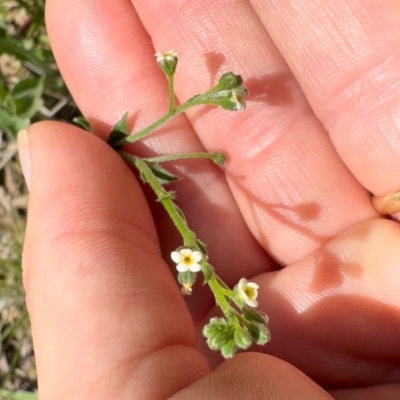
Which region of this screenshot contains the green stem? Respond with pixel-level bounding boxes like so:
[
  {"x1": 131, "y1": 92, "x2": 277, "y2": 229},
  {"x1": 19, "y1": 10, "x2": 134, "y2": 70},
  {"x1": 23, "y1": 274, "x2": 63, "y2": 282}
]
[
  {"x1": 115, "y1": 112, "x2": 175, "y2": 147},
  {"x1": 207, "y1": 275, "x2": 235, "y2": 319},
  {"x1": 121, "y1": 154, "x2": 196, "y2": 246},
  {"x1": 168, "y1": 74, "x2": 175, "y2": 114},
  {"x1": 121, "y1": 153, "x2": 238, "y2": 322},
  {"x1": 142, "y1": 151, "x2": 222, "y2": 164},
  {"x1": 114, "y1": 94, "x2": 213, "y2": 147}
]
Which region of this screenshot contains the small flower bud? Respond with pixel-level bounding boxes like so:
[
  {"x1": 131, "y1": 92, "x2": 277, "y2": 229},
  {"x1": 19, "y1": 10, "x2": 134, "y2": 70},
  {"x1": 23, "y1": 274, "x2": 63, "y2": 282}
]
[
  {"x1": 217, "y1": 72, "x2": 242, "y2": 90},
  {"x1": 248, "y1": 323, "x2": 270, "y2": 346},
  {"x1": 213, "y1": 152, "x2": 226, "y2": 166},
  {"x1": 222, "y1": 87, "x2": 248, "y2": 111},
  {"x1": 234, "y1": 326, "x2": 252, "y2": 350},
  {"x1": 221, "y1": 340, "x2": 237, "y2": 359},
  {"x1": 155, "y1": 50, "x2": 179, "y2": 76},
  {"x1": 203, "y1": 317, "x2": 235, "y2": 353}
]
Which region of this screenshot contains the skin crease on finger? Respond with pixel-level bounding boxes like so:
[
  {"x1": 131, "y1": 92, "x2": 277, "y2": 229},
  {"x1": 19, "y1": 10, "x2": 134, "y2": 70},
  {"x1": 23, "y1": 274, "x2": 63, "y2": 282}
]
[{"x1": 39, "y1": 0, "x2": 400, "y2": 398}]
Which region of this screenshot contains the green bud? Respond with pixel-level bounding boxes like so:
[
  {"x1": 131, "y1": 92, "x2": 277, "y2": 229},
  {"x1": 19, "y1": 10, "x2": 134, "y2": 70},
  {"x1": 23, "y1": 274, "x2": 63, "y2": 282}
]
[
  {"x1": 203, "y1": 317, "x2": 235, "y2": 351},
  {"x1": 221, "y1": 340, "x2": 238, "y2": 359},
  {"x1": 248, "y1": 323, "x2": 271, "y2": 346},
  {"x1": 155, "y1": 51, "x2": 179, "y2": 76},
  {"x1": 221, "y1": 87, "x2": 248, "y2": 111},
  {"x1": 200, "y1": 86, "x2": 248, "y2": 112},
  {"x1": 242, "y1": 307, "x2": 269, "y2": 325},
  {"x1": 234, "y1": 326, "x2": 252, "y2": 350},
  {"x1": 213, "y1": 152, "x2": 226, "y2": 166},
  {"x1": 217, "y1": 72, "x2": 242, "y2": 90}
]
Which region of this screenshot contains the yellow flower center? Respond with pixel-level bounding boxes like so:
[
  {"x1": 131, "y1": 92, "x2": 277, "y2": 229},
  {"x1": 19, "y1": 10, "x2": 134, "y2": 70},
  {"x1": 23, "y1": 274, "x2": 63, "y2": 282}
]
[
  {"x1": 244, "y1": 286, "x2": 256, "y2": 299},
  {"x1": 183, "y1": 255, "x2": 192, "y2": 265}
]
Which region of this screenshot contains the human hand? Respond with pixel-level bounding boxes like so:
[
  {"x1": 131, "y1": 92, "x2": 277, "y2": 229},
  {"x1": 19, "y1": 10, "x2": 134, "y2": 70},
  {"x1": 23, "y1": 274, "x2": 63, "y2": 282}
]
[{"x1": 20, "y1": 0, "x2": 400, "y2": 398}]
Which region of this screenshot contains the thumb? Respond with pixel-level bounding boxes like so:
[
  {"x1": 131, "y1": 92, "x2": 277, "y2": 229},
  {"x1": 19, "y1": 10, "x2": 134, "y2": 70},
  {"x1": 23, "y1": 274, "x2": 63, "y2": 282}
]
[{"x1": 20, "y1": 121, "x2": 209, "y2": 399}]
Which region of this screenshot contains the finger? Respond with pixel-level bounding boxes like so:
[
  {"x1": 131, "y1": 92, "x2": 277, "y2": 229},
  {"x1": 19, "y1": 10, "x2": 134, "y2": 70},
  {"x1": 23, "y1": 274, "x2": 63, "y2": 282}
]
[
  {"x1": 250, "y1": 0, "x2": 400, "y2": 210},
  {"x1": 22, "y1": 121, "x2": 209, "y2": 399},
  {"x1": 256, "y1": 219, "x2": 400, "y2": 387},
  {"x1": 330, "y1": 384, "x2": 400, "y2": 400},
  {"x1": 171, "y1": 354, "x2": 333, "y2": 400},
  {"x1": 45, "y1": 0, "x2": 274, "y2": 320},
  {"x1": 130, "y1": 0, "x2": 378, "y2": 265}
]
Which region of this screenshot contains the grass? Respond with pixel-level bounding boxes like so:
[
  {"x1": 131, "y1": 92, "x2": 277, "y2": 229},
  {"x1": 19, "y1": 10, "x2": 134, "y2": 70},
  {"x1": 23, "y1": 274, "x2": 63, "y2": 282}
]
[{"x1": 0, "y1": 1, "x2": 79, "y2": 397}]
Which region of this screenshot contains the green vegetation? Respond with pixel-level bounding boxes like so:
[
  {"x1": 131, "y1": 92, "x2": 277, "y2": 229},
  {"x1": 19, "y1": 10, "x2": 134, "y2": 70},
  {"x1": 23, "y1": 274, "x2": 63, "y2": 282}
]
[{"x1": 0, "y1": 0, "x2": 75, "y2": 396}]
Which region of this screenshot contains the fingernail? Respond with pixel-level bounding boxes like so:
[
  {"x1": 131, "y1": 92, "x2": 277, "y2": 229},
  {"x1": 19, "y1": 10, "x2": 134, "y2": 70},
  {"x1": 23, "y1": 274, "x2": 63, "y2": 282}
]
[{"x1": 17, "y1": 129, "x2": 31, "y2": 190}]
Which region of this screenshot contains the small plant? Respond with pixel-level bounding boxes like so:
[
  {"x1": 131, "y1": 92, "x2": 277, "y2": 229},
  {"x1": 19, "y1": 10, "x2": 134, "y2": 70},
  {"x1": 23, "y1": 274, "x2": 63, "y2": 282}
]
[
  {"x1": 104, "y1": 51, "x2": 270, "y2": 359},
  {"x1": 0, "y1": 0, "x2": 73, "y2": 139}
]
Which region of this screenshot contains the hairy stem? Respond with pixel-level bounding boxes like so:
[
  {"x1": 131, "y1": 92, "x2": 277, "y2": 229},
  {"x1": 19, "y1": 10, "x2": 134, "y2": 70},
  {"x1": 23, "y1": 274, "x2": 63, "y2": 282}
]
[{"x1": 120, "y1": 153, "x2": 196, "y2": 246}]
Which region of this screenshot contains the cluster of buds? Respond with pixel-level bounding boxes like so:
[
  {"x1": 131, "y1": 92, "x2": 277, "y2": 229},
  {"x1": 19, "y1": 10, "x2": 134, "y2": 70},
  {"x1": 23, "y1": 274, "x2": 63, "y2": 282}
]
[
  {"x1": 171, "y1": 248, "x2": 259, "y2": 306},
  {"x1": 199, "y1": 72, "x2": 248, "y2": 111},
  {"x1": 155, "y1": 51, "x2": 248, "y2": 111},
  {"x1": 171, "y1": 248, "x2": 269, "y2": 358}
]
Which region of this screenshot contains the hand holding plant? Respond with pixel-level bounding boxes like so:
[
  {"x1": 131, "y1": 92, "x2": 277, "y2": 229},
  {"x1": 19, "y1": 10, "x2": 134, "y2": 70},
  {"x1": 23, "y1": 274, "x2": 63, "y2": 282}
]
[{"x1": 19, "y1": 0, "x2": 400, "y2": 399}]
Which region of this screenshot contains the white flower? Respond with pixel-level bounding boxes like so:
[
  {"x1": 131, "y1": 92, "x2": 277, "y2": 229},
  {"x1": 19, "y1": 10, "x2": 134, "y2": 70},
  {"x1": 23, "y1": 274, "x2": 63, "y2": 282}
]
[
  {"x1": 231, "y1": 88, "x2": 247, "y2": 111},
  {"x1": 238, "y1": 278, "x2": 259, "y2": 308},
  {"x1": 155, "y1": 50, "x2": 179, "y2": 63},
  {"x1": 171, "y1": 248, "x2": 202, "y2": 272}
]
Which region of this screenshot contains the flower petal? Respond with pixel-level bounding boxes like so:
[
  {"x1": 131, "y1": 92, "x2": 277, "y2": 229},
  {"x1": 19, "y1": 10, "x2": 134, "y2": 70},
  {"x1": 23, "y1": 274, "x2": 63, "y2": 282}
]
[
  {"x1": 189, "y1": 263, "x2": 201, "y2": 272},
  {"x1": 171, "y1": 251, "x2": 181, "y2": 263},
  {"x1": 246, "y1": 298, "x2": 259, "y2": 308},
  {"x1": 180, "y1": 248, "x2": 192, "y2": 256},
  {"x1": 192, "y1": 251, "x2": 203, "y2": 262},
  {"x1": 176, "y1": 263, "x2": 189, "y2": 272},
  {"x1": 238, "y1": 278, "x2": 247, "y2": 291},
  {"x1": 247, "y1": 282, "x2": 259, "y2": 290}
]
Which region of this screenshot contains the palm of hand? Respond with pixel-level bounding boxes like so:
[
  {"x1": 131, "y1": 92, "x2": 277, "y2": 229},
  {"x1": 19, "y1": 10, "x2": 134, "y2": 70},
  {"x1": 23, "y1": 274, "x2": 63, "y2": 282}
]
[{"x1": 25, "y1": 0, "x2": 400, "y2": 398}]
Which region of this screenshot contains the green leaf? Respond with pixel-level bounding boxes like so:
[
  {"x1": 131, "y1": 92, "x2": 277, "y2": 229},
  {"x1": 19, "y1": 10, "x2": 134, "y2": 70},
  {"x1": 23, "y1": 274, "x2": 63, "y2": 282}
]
[
  {"x1": 0, "y1": 33, "x2": 52, "y2": 73},
  {"x1": 11, "y1": 76, "x2": 45, "y2": 119},
  {"x1": 107, "y1": 112, "x2": 129, "y2": 149},
  {"x1": 0, "y1": 108, "x2": 28, "y2": 138},
  {"x1": 149, "y1": 163, "x2": 180, "y2": 185},
  {"x1": 73, "y1": 116, "x2": 91, "y2": 132},
  {"x1": 0, "y1": 76, "x2": 8, "y2": 103},
  {"x1": 0, "y1": 389, "x2": 38, "y2": 400}
]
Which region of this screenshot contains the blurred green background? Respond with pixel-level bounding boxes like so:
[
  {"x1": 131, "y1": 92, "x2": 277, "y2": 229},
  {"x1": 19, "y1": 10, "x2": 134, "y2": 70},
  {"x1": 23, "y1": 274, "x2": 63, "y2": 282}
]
[{"x1": 0, "y1": 1, "x2": 81, "y2": 398}]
